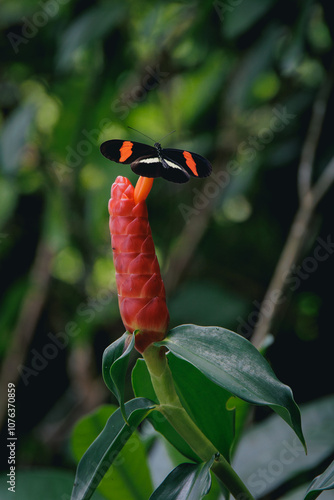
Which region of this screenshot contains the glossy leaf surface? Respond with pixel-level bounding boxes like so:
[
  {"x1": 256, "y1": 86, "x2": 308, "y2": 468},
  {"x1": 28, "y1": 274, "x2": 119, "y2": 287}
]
[
  {"x1": 157, "y1": 325, "x2": 305, "y2": 450},
  {"x1": 149, "y1": 458, "x2": 214, "y2": 500},
  {"x1": 233, "y1": 395, "x2": 334, "y2": 497},
  {"x1": 71, "y1": 398, "x2": 155, "y2": 500},
  {"x1": 305, "y1": 459, "x2": 334, "y2": 499},
  {"x1": 167, "y1": 353, "x2": 234, "y2": 461},
  {"x1": 102, "y1": 331, "x2": 134, "y2": 421},
  {"x1": 71, "y1": 405, "x2": 153, "y2": 500}
]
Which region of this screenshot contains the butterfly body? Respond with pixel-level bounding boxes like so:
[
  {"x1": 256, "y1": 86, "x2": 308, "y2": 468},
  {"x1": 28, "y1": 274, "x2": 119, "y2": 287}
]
[{"x1": 100, "y1": 139, "x2": 212, "y2": 184}]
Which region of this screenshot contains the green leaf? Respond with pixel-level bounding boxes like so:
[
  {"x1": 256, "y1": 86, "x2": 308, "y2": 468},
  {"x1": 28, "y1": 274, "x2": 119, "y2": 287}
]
[
  {"x1": 225, "y1": 25, "x2": 281, "y2": 109},
  {"x1": 149, "y1": 458, "x2": 214, "y2": 500},
  {"x1": 0, "y1": 469, "x2": 106, "y2": 500},
  {"x1": 132, "y1": 359, "x2": 200, "y2": 463},
  {"x1": 226, "y1": 396, "x2": 250, "y2": 452},
  {"x1": 280, "y1": 484, "x2": 334, "y2": 500},
  {"x1": 71, "y1": 405, "x2": 153, "y2": 500},
  {"x1": 157, "y1": 325, "x2": 306, "y2": 450},
  {"x1": 226, "y1": 337, "x2": 272, "y2": 451},
  {"x1": 278, "y1": 0, "x2": 313, "y2": 74},
  {"x1": 71, "y1": 398, "x2": 155, "y2": 500},
  {"x1": 219, "y1": 0, "x2": 276, "y2": 39},
  {"x1": 167, "y1": 353, "x2": 234, "y2": 461},
  {"x1": 56, "y1": 4, "x2": 125, "y2": 71},
  {"x1": 0, "y1": 178, "x2": 17, "y2": 229},
  {"x1": 233, "y1": 395, "x2": 334, "y2": 497},
  {"x1": 0, "y1": 103, "x2": 36, "y2": 173},
  {"x1": 305, "y1": 460, "x2": 334, "y2": 499},
  {"x1": 102, "y1": 332, "x2": 135, "y2": 421}
]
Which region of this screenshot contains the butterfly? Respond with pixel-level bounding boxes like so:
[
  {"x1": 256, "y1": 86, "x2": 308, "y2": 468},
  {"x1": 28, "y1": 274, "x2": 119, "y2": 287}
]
[{"x1": 100, "y1": 130, "x2": 212, "y2": 184}]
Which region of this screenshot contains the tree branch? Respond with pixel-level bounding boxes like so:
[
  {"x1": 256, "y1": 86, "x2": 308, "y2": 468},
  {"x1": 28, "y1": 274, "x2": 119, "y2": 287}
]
[
  {"x1": 251, "y1": 68, "x2": 334, "y2": 349},
  {"x1": 297, "y1": 75, "x2": 333, "y2": 201}
]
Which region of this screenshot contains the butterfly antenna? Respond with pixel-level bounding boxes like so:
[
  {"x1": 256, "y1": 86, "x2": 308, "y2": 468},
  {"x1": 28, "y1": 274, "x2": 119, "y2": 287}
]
[
  {"x1": 127, "y1": 126, "x2": 155, "y2": 143},
  {"x1": 158, "y1": 130, "x2": 176, "y2": 143}
]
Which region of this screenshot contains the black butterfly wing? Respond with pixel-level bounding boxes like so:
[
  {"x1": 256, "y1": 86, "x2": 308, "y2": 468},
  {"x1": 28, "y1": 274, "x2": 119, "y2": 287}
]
[
  {"x1": 163, "y1": 148, "x2": 212, "y2": 178},
  {"x1": 100, "y1": 139, "x2": 211, "y2": 184},
  {"x1": 131, "y1": 156, "x2": 190, "y2": 183},
  {"x1": 100, "y1": 140, "x2": 156, "y2": 164}
]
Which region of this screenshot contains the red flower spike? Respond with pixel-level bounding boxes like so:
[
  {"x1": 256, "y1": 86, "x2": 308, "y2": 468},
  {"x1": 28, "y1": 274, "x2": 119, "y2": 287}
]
[{"x1": 109, "y1": 176, "x2": 169, "y2": 353}]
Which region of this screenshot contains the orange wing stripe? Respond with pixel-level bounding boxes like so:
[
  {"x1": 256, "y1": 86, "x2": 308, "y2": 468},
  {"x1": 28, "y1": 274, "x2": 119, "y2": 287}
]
[
  {"x1": 183, "y1": 151, "x2": 198, "y2": 176},
  {"x1": 119, "y1": 141, "x2": 133, "y2": 162}
]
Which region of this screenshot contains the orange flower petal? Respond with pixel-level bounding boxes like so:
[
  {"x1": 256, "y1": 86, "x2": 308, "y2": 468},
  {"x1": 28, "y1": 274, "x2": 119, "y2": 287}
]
[{"x1": 134, "y1": 176, "x2": 154, "y2": 204}]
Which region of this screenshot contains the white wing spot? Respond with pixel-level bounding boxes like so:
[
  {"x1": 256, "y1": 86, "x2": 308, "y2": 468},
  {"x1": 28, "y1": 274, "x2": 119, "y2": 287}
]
[
  {"x1": 165, "y1": 159, "x2": 183, "y2": 171},
  {"x1": 138, "y1": 157, "x2": 184, "y2": 171},
  {"x1": 138, "y1": 158, "x2": 160, "y2": 164}
]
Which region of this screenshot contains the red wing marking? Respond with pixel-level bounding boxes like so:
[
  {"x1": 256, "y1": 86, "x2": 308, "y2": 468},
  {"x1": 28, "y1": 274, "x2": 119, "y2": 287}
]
[
  {"x1": 183, "y1": 151, "x2": 198, "y2": 176},
  {"x1": 119, "y1": 141, "x2": 133, "y2": 162}
]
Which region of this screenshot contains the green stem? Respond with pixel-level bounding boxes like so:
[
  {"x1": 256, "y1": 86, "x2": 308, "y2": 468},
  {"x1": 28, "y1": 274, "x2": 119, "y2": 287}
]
[{"x1": 143, "y1": 345, "x2": 254, "y2": 500}]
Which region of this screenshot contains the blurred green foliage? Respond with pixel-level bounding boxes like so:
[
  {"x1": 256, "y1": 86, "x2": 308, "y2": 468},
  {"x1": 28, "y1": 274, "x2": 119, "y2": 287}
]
[{"x1": 1, "y1": 0, "x2": 334, "y2": 498}]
